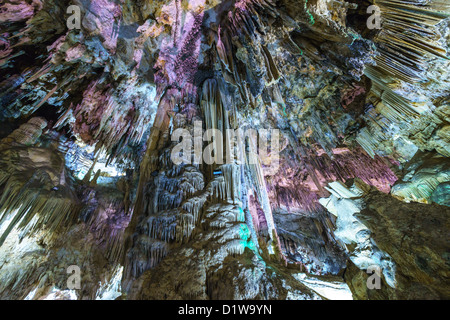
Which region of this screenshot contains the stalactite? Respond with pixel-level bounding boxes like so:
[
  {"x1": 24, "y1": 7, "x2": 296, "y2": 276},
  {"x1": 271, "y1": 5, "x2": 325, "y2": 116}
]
[
  {"x1": 247, "y1": 152, "x2": 277, "y2": 241},
  {"x1": 356, "y1": 0, "x2": 449, "y2": 157},
  {"x1": 0, "y1": 0, "x2": 448, "y2": 300},
  {"x1": 0, "y1": 118, "x2": 80, "y2": 247},
  {"x1": 146, "y1": 214, "x2": 177, "y2": 242},
  {"x1": 126, "y1": 236, "x2": 169, "y2": 278},
  {"x1": 391, "y1": 151, "x2": 450, "y2": 204}
]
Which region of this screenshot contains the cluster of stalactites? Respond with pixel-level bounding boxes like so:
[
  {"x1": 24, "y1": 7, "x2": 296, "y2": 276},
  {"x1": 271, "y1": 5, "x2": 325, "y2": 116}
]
[
  {"x1": 214, "y1": 0, "x2": 283, "y2": 105},
  {"x1": 357, "y1": 0, "x2": 449, "y2": 158},
  {"x1": 0, "y1": 118, "x2": 80, "y2": 247}
]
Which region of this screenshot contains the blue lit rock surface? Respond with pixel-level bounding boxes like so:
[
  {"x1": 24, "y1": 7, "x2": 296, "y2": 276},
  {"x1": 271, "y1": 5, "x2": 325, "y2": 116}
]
[
  {"x1": 432, "y1": 182, "x2": 450, "y2": 207},
  {"x1": 392, "y1": 151, "x2": 450, "y2": 205},
  {"x1": 0, "y1": 0, "x2": 449, "y2": 300}
]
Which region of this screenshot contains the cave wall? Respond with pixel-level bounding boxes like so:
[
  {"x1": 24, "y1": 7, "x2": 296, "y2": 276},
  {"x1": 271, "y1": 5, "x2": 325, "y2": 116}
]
[{"x1": 0, "y1": 0, "x2": 448, "y2": 300}]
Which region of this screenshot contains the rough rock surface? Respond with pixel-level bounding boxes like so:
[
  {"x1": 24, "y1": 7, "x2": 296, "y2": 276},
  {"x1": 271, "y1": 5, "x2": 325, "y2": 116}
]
[
  {"x1": 0, "y1": 0, "x2": 449, "y2": 300},
  {"x1": 322, "y1": 180, "x2": 450, "y2": 299}
]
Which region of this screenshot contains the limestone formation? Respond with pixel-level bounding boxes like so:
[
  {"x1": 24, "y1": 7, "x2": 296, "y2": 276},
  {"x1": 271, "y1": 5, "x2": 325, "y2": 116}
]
[{"x1": 0, "y1": 0, "x2": 448, "y2": 300}]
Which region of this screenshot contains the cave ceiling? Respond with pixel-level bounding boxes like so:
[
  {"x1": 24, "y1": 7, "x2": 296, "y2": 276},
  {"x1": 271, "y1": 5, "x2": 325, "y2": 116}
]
[{"x1": 0, "y1": 0, "x2": 449, "y2": 300}]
